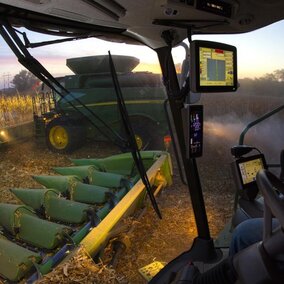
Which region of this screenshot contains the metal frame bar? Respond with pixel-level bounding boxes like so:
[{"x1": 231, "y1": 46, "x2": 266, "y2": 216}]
[
  {"x1": 239, "y1": 104, "x2": 284, "y2": 145},
  {"x1": 156, "y1": 45, "x2": 211, "y2": 240}
]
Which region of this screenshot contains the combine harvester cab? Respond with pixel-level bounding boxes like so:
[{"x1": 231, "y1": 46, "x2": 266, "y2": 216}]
[
  {"x1": 0, "y1": 151, "x2": 172, "y2": 282},
  {"x1": 2, "y1": 0, "x2": 284, "y2": 282}
]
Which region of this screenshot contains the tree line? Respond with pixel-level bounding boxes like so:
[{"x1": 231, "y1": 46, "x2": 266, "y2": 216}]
[
  {"x1": 5, "y1": 68, "x2": 284, "y2": 96},
  {"x1": 238, "y1": 69, "x2": 284, "y2": 97}
]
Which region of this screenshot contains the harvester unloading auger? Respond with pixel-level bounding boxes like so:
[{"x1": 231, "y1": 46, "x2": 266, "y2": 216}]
[{"x1": 0, "y1": 151, "x2": 172, "y2": 282}]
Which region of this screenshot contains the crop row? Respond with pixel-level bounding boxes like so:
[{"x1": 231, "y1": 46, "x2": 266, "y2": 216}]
[{"x1": 0, "y1": 95, "x2": 33, "y2": 127}]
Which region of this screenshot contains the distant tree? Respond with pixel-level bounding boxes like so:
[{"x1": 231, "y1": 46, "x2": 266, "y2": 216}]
[
  {"x1": 262, "y1": 73, "x2": 276, "y2": 81},
  {"x1": 11, "y1": 70, "x2": 39, "y2": 93},
  {"x1": 238, "y1": 69, "x2": 284, "y2": 97},
  {"x1": 261, "y1": 69, "x2": 284, "y2": 82},
  {"x1": 273, "y1": 69, "x2": 284, "y2": 82}
]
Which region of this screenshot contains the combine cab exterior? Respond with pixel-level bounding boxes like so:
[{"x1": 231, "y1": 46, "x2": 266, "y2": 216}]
[{"x1": 34, "y1": 55, "x2": 168, "y2": 153}]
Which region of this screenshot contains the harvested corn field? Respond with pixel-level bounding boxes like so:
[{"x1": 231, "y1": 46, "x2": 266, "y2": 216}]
[{"x1": 0, "y1": 137, "x2": 234, "y2": 283}]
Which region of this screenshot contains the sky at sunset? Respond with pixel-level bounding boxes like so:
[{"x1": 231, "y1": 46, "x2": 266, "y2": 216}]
[{"x1": 1, "y1": 19, "x2": 284, "y2": 89}]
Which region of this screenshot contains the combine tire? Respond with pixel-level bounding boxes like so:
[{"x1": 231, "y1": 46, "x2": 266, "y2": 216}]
[
  {"x1": 46, "y1": 119, "x2": 85, "y2": 153},
  {"x1": 130, "y1": 118, "x2": 158, "y2": 150}
]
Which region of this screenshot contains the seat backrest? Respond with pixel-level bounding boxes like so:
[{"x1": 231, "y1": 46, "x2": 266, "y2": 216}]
[{"x1": 279, "y1": 149, "x2": 284, "y2": 182}]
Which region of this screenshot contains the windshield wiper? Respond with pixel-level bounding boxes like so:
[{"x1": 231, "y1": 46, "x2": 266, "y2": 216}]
[
  {"x1": 108, "y1": 51, "x2": 162, "y2": 219},
  {"x1": 19, "y1": 29, "x2": 92, "y2": 48}
]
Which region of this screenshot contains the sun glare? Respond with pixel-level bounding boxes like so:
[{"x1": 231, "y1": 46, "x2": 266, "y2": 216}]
[{"x1": 133, "y1": 63, "x2": 162, "y2": 74}]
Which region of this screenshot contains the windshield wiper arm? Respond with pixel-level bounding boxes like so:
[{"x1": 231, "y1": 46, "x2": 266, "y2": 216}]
[
  {"x1": 20, "y1": 30, "x2": 92, "y2": 48},
  {"x1": 108, "y1": 51, "x2": 162, "y2": 219}
]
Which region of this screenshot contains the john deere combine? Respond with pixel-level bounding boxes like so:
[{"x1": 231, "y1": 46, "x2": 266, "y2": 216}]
[
  {"x1": 33, "y1": 55, "x2": 168, "y2": 153},
  {"x1": 0, "y1": 151, "x2": 172, "y2": 282}
]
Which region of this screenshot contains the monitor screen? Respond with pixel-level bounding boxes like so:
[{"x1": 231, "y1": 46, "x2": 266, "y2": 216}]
[
  {"x1": 236, "y1": 154, "x2": 266, "y2": 186},
  {"x1": 183, "y1": 105, "x2": 203, "y2": 158},
  {"x1": 190, "y1": 40, "x2": 238, "y2": 92}
]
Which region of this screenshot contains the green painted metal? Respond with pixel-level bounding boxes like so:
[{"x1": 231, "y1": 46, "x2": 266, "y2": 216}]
[
  {"x1": 0, "y1": 204, "x2": 72, "y2": 249},
  {"x1": 114, "y1": 187, "x2": 128, "y2": 201},
  {"x1": 44, "y1": 196, "x2": 92, "y2": 224},
  {"x1": 34, "y1": 55, "x2": 168, "y2": 149},
  {"x1": 32, "y1": 175, "x2": 80, "y2": 193},
  {"x1": 80, "y1": 154, "x2": 170, "y2": 257},
  {"x1": 157, "y1": 153, "x2": 173, "y2": 186},
  {"x1": 70, "y1": 150, "x2": 164, "y2": 176},
  {"x1": 0, "y1": 203, "x2": 34, "y2": 234},
  {"x1": 0, "y1": 235, "x2": 41, "y2": 282},
  {"x1": 70, "y1": 182, "x2": 114, "y2": 204},
  {"x1": 0, "y1": 151, "x2": 173, "y2": 282},
  {"x1": 53, "y1": 165, "x2": 98, "y2": 180},
  {"x1": 89, "y1": 170, "x2": 127, "y2": 188},
  {"x1": 70, "y1": 158, "x2": 110, "y2": 172},
  {"x1": 94, "y1": 188, "x2": 128, "y2": 221},
  {"x1": 11, "y1": 188, "x2": 93, "y2": 224},
  {"x1": 57, "y1": 87, "x2": 166, "y2": 136},
  {"x1": 36, "y1": 187, "x2": 129, "y2": 277},
  {"x1": 18, "y1": 214, "x2": 71, "y2": 249},
  {"x1": 96, "y1": 203, "x2": 112, "y2": 221},
  {"x1": 31, "y1": 176, "x2": 113, "y2": 204},
  {"x1": 10, "y1": 188, "x2": 58, "y2": 210},
  {"x1": 53, "y1": 165, "x2": 128, "y2": 188}
]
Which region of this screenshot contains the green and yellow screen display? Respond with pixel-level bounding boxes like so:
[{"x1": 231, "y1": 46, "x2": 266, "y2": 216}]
[
  {"x1": 238, "y1": 158, "x2": 264, "y2": 185},
  {"x1": 199, "y1": 47, "x2": 234, "y2": 87}
]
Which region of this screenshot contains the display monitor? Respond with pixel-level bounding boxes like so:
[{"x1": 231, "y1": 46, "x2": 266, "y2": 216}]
[
  {"x1": 190, "y1": 40, "x2": 238, "y2": 92},
  {"x1": 237, "y1": 154, "x2": 267, "y2": 191},
  {"x1": 232, "y1": 154, "x2": 267, "y2": 200},
  {"x1": 183, "y1": 105, "x2": 203, "y2": 158}
]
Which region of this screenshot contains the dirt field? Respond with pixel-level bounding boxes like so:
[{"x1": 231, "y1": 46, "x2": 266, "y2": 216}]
[{"x1": 0, "y1": 132, "x2": 235, "y2": 283}]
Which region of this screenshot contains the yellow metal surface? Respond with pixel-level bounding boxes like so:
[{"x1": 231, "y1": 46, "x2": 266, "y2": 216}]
[
  {"x1": 66, "y1": 100, "x2": 165, "y2": 108},
  {"x1": 80, "y1": 153, "x2": 172, "y2": 257},
  {"x1": 49, "y1": 125, "x2": 68, "y2": 150},
  {"x1": 135, "y1": 134, "x2": 143, "y2": 150},
  {"x1": 139, "y1": 261, "x2": 166, "y2": 281}
]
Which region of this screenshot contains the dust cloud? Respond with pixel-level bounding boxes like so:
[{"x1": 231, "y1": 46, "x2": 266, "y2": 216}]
[{"x1": 203, "y1": 113, "x2": 284, "y2": 166}]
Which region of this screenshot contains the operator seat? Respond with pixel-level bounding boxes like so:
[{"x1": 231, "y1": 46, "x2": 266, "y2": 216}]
[
  {"x1": 164, "y1": 170, "x2": 284, "y2": 284},
  {"x1": 234, "y1": 197, "x2": 263, "y2": 220},
  {"x1": 231, "y1": 195, "x2": 264, "y2": 228},
  {"x1": 232, "y1": 170, "x2": 284, "y2": 284}
]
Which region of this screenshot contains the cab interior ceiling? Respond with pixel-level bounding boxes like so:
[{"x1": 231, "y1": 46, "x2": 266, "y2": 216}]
[{"x1": 0, "y1": 1, "x2": 284, "y2": 48}]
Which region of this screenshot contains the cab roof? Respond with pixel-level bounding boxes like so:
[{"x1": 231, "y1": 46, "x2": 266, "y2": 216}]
[{"x1": 0, "y1": 0, "x2": 284, "y2": 48}]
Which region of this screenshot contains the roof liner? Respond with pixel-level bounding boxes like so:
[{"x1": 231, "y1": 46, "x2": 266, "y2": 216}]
[{"x1": 0, "y1": 0, "x2": 284, "y2": 48}]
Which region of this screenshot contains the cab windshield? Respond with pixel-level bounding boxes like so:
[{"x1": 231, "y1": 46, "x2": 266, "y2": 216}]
[{"x1": 1, "y1": 19, "x2": 284, "y2": 283}]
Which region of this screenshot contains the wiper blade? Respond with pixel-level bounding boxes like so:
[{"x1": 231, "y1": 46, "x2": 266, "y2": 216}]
[{"x1": 108, "y1": 51, "x2": 162, "y2": 219}]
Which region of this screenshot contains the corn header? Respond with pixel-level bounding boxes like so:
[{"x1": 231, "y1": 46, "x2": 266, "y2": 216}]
[{"x1": 0, "y1": 151, "x2": 172, "y2": 282}]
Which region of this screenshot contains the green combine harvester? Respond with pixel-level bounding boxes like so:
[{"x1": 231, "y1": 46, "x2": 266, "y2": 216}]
[
  {"x1": 0, "y1": 151, "x2": 172, "y2": 282},
  {"x1": 33, "y1": 55, "x2": 168, "y2": 153}
]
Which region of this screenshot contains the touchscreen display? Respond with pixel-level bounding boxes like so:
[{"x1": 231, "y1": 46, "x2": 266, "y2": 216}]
[
  {"x1": 199, "y1": 47, "x2": 234, "y2": 87},
  {"x1": 190, "y1": 40, "x2": 237, "y2": 92},
  {"x1": 238, "y1": 157, "x2": 264, "y2": 185}
]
